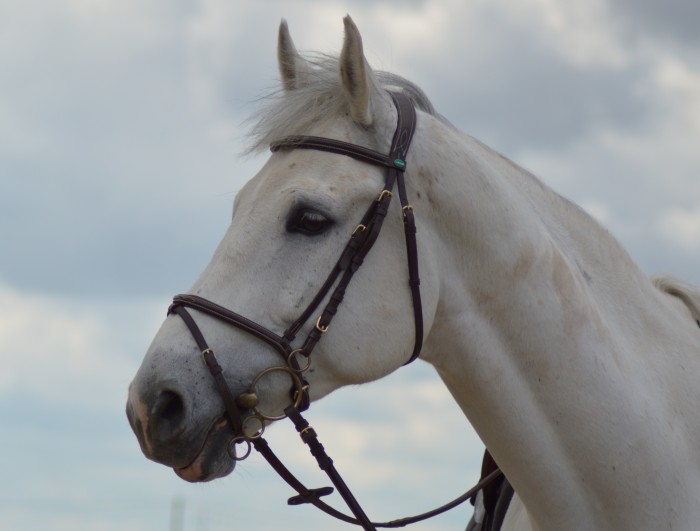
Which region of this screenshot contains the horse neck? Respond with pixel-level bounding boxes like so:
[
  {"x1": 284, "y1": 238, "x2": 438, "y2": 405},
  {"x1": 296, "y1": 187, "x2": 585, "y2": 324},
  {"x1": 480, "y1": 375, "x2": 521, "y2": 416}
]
[{"x1": 413, "y1": 116, "x2": 700, "y2": 529}]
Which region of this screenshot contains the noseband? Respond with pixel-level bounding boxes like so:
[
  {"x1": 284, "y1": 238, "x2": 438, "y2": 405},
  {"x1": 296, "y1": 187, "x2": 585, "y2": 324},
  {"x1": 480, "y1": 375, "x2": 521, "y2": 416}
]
[{"x1": 167, "y1": 92, "x2": 502, "y2": 529}]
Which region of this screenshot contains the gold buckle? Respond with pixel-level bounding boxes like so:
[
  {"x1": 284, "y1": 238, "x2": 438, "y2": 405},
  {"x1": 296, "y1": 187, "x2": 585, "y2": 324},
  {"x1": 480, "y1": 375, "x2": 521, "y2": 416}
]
[
  {"x1": 300, "y1": 425, "x2": 315, "y2": 438},
  {"x1": 377, "y1": 190, "x2": 393, "y2": 202},
  {"x1": 315, "y1": 315, "x2": 329, "y2": 333},
  {"x1": 293, "y1": 384, "x2": 310, "y2": 405},
  {"x1": 201, "y1": 348, "x2": 215, "y2": 365},
  {"x1": 352, "y1": 224, "x2": 366, "y2": 236}
]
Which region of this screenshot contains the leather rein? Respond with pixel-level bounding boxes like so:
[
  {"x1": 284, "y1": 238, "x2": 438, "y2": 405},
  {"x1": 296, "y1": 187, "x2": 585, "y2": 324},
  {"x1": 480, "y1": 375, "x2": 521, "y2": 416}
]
[{"x1": 167, "y1": 92, "x2": 503, "y2": 529}]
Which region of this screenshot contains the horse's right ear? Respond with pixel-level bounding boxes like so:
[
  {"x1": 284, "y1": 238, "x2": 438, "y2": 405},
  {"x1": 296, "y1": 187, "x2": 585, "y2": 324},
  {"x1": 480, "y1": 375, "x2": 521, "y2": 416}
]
[{"x1": 278, "y1": 19, "x2": 308, "y2": 91}]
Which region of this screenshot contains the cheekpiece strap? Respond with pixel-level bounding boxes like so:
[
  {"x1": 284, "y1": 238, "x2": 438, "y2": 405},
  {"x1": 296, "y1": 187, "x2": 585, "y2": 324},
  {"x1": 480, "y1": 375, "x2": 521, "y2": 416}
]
[{"x1": 270, "y1": 92, "x2": 422, "y2": 366}]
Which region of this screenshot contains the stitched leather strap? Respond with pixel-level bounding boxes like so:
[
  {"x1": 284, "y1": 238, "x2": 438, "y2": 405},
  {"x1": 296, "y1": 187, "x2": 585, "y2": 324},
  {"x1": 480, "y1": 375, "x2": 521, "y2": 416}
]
[
  {"x1": 271, "y1": 136, "x2": 405, "y2": 170},
  {"x1": 169, "y1": 305, "x2": 246, "y2": 438},
  {"x1": 391, "y1": 92, "x2": 423, "y2": 364},
  {"x1": 253, "y1": 414, "x2": 505, "y2": 529},
  {"x1": 273, "y1": 92, "x2": 423, "y2": 365},
  {"x1": 170, "y1": 294, "x2": 292, "y2": 360}
]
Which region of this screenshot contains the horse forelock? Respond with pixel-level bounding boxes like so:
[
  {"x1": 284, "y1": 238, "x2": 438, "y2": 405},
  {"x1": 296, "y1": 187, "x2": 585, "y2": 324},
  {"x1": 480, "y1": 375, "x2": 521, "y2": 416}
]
[{"x1": 245, "y1": 53, "x2": 438, "y2": 154}]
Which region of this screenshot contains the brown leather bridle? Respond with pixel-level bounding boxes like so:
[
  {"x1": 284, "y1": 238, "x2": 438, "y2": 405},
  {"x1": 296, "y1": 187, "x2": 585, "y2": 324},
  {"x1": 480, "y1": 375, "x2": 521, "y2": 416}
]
[{"x1": 167, "y1": 92, "x2": 502, "y2": 529}]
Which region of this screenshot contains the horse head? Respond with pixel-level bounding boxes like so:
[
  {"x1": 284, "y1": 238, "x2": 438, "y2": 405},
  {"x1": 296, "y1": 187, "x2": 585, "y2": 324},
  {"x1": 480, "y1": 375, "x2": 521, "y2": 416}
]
[{"x1": 126, "y1": 16, "x2": 439, "y2": 483}]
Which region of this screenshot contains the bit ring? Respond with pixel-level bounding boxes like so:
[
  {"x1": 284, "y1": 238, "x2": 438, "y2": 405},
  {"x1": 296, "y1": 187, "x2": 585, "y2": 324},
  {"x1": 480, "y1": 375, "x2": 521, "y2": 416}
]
[
  {"x1": 247, "y1": 366, "x2": 305, "y2": 421},
  {"x1": 227, "y1": 438, "x2": 252, "y2": 461},
  {"x1": 288, "y1": 348, "x2": 311, "y2": 372}
]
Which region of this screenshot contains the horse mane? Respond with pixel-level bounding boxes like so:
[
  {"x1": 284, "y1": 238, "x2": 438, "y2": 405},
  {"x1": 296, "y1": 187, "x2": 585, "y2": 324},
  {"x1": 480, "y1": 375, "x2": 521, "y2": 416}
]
[
  {"x1": 652, "y1": 276, "x2": 700, "y2": 323},
  {"x1": 246, "y1": 54, "x2": 439, "y2": 153}
]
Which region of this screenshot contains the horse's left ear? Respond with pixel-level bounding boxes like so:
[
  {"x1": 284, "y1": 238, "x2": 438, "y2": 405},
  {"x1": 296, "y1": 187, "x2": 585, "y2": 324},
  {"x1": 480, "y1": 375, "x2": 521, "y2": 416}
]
[{"x1": 340, "y1": 16, "x2": 373, "y2": 126}]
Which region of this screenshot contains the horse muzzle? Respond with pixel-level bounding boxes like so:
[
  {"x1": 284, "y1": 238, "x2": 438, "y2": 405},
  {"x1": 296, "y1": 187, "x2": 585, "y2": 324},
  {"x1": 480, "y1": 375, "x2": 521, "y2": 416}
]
[{"x1": 125, "y1": 373, "x2": 236, "y2": 481}]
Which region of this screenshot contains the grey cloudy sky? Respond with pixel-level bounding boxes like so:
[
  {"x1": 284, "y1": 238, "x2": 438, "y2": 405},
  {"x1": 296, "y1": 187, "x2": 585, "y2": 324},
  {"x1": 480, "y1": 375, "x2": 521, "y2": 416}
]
[{"x1": 2, "y1": 1, "x2": 700, "y2": 530}]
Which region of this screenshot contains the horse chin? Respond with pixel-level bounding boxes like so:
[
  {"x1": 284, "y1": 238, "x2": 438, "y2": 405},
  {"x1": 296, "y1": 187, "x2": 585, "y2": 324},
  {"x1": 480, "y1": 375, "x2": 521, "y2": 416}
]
[{"x1": 174, "y1": 418, "x2": 236, "y2": 483}]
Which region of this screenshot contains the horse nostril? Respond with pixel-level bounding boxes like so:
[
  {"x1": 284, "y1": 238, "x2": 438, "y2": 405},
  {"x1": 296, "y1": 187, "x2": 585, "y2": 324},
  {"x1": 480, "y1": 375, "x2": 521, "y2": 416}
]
[{"x1": 151, "y1": 389, "x2": 187, "y2": 443}]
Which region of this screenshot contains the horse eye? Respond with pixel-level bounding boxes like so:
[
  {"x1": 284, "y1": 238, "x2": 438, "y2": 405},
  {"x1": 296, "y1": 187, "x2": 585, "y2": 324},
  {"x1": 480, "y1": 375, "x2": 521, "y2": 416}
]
[{"x1": 287, "y1": 209, "x2": 333, "y2": 235}]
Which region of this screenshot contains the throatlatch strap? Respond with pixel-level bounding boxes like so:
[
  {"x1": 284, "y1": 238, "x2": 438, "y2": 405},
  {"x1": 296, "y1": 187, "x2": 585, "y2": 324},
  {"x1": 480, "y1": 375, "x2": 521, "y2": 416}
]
[{"x1": 389, "y1": 92, "x2": 422, "y2": 364}]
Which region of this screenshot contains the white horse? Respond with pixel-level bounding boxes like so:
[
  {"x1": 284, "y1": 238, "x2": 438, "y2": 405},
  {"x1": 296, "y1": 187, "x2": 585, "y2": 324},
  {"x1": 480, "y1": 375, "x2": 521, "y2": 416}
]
[{"x1": 127, "y1": 16, "x2": 700, "y2": 530}]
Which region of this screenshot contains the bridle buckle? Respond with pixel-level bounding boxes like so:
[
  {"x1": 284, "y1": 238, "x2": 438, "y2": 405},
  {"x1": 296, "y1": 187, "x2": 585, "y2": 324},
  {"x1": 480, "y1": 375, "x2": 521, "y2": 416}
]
[{"x1": 315, "y1": 315, "x2": 329, "y2": 333}]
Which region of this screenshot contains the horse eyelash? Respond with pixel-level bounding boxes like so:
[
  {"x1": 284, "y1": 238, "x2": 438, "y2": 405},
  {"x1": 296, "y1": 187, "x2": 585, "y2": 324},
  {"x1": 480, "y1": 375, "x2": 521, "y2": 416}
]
[{"x1": 285, "y1": 207, "x2": 334, "y2": 235}]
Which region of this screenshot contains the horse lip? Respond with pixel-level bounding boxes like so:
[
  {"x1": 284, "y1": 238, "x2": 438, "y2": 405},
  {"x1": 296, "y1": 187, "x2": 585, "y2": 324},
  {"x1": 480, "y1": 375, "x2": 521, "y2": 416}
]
[
  {"x1": 174, "y1": 414, "x2": 228, "y2": 469},
  {"x1": 174, "y1": 415, "x2": 233, "y2": 482}
]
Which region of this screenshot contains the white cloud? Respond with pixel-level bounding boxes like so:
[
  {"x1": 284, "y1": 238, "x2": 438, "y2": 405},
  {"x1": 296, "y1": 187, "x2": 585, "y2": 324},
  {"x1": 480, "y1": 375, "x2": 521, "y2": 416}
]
[
  {"x1": 522, "y1": 0, "x2": 628, "y2": 68},
  {"x1": 657, "y1": 207, "x2": 700, "y2": 251},
  {"x1": 515, "y1": 34, "x2": 700, "y2": 271},
  {"x1": 0, "y1": 282, "x2": 162, "y2": 406},
  {"x1": 363, "y1": 0, "x2": 630, "y2": 74}
]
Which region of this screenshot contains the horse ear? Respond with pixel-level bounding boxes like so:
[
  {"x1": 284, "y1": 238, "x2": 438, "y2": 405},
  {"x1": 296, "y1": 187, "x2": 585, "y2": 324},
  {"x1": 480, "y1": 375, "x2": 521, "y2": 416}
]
[
  {"x1": 340, "y1": 16, "x2": 373, "y2": 126},
  {"x1": 278, "y1": 19, "x2": 308, "y2": 91}
]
